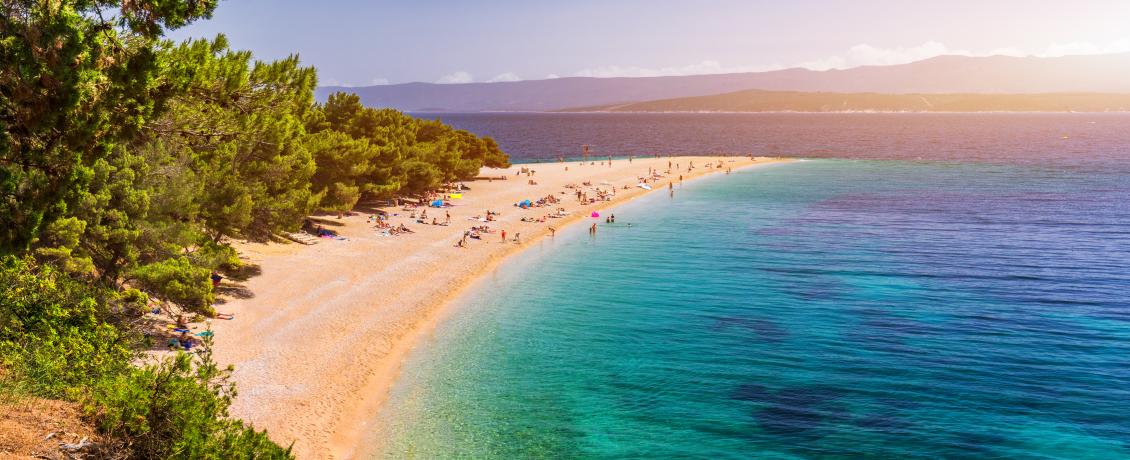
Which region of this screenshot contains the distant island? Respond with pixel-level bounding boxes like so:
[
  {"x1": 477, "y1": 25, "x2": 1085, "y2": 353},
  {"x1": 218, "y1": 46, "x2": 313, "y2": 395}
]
[{"x1": 559, "y1": 91, "x2": 1130, "y2": 113}]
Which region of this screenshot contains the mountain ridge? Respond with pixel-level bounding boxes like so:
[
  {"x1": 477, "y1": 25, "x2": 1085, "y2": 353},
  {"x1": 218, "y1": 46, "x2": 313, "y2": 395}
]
[
  {"x1": 557, "y1": 90, "x2": 1130, "y2": 113},
  {"x1": 317, "y1": 53, "x2": 1130, "y2": 112}
]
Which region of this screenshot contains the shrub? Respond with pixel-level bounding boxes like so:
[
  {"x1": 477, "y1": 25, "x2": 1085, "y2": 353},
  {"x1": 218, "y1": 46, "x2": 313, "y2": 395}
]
[
  {"x1": 88, "y1": 341, "x2": 293, "y2": 459},
  {"x1": 0, "y1": 257, "x2": 135, "y2": 397},
  {"x1": 0, "y1": 257, "x2": 291, "y2": 458}
]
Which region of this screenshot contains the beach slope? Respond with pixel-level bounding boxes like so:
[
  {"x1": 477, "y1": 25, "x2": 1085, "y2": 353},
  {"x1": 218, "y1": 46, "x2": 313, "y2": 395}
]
[{"x1": 210, "y1": 156, "x2": 788, "y2": 458}]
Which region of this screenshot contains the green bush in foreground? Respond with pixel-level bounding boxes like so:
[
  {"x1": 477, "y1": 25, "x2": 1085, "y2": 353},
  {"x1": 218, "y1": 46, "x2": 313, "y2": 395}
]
[
  {"x1": 0, "y1": 257, "x2": 291, "y2": 458},
  {"x1": 89, "y1": 344, "x2": 292, "y2": 459},
  {"x1": 0, "y1": 257, "x2": 135, "y2": 397}
]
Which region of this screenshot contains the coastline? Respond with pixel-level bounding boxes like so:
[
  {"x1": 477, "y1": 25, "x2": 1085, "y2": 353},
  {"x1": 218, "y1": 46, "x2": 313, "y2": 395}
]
[{"x1": 210, "y1": 156, "x2": 792, "y2": 458}]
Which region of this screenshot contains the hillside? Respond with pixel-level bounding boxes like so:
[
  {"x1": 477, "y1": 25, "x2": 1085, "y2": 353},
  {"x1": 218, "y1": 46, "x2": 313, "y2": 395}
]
[
  {"x1": 561, "y1": 91, "x2": 1130, "y2": 113},
  {"x1": 318, "y1": 53, "x2": 1130, "y2": 112}
]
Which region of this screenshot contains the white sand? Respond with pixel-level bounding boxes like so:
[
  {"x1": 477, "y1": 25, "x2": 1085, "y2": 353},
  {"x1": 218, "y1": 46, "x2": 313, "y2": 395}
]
[{"x1": 209, "y1": 156, "x2": 789, "y2": 458}]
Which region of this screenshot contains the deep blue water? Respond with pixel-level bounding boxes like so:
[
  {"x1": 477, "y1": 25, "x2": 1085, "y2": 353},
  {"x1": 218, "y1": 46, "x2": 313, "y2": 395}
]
[
  {"x1": 376, "y1": 114, "x2": 1130, "y2": 458},
  {"x1": 429, "y1": 112, "x2": 1130, "y2": 169}
]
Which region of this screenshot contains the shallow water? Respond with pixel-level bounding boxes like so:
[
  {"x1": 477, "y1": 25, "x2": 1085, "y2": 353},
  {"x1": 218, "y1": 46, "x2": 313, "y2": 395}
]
[{"x1": 375, "y1": 115, "x2": 1130, "y2": 459}]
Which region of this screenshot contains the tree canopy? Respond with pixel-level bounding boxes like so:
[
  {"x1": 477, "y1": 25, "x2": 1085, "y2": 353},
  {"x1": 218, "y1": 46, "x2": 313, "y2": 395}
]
[
  {"x1": 1, "y1": 1, "x2": 509, "y2": 456},
  {"x1": 0, "y1": 0, "x2": 218, "y2": 252},
  {"x1": 305, "y1": 92, "x2": 509, "y2": 212}
]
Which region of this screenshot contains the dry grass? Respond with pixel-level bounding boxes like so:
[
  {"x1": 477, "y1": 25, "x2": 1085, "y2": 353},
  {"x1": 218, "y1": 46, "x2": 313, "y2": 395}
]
[{"x1": 0, "y1": 397, "x2": 106, "y2": 460}]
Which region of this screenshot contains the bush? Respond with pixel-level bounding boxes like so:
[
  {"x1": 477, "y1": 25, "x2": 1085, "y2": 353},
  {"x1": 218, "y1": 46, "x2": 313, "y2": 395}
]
[
  {"x1": 88, "y1": 341, "x2": 293, "y2": 459},
  {"x1": 131, "y1": 257, "x2": 216, "y2": 316},
  {"x1": 0, "y1": 257, "x2": 291, "y2": 458},
  {"x1": 0, "y1": 257, "x2": 135, "y2": 397}
]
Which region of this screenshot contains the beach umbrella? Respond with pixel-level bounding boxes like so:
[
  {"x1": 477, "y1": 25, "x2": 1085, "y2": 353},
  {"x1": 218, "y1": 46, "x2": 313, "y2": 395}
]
[{"x1": 591, "y1": 211, "x2": 600, "y2": 218}]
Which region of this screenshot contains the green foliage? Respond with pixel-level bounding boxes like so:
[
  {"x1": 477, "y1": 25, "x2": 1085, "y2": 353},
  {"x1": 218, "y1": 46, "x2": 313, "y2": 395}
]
[
  {"x1": 89, "y1": 343, "x2": 292, "y2": 459},
  {"x1": 0, "y1": 0, "x2": 218, "y2": 253},
  {"x1": 33, "y1": 217, "x2": 96, "y2": 276},
  {"x1": 0, "y1": 257, "x2": 136, "y2": 397},
  {"x1": 2, "y1": 3, "x2": 508, "y2": 456},
  {"x1": 131, "y1": 256, "x2": 215, "y2": 316},
  {"x1": 0, "y1": 256, "x2": 289, "y2": 458},
  {"x1": 148, "y1": 35, "x2": 318, "y2": 242},
  {"x1": 306, "y1": 92, "x2": 510, "y2": 207}
]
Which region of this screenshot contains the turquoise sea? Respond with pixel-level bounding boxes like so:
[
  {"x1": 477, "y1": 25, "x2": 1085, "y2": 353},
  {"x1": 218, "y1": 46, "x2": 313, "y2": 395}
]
[{"x1": 375, "y1": 115, "x2": 1130, "y2": 458}]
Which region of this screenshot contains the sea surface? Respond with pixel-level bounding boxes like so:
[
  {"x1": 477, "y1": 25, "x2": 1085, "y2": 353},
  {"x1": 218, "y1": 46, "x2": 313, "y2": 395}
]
[{"x1": 375, "y1": 114, "x2": 1130, "y2": 458}]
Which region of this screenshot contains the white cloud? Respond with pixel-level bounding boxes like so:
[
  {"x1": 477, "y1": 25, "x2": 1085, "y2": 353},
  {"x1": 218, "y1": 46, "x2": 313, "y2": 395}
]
[
  {"x1": 573, "y1": 60, "x2": 781, "y2": 78},
  {"x1": 487, "y1": 72, "x2": 521, "y2": 83},
  {"x1": 545, "y1": 74, "x2": 561, "y2": 79},
  {"x1": 436, "y1": 71, "x2": 474, "y2": 84},
  {"x1": 561, "y1": 38, "x2": 1130, "y2": 79},
  {"x1": 799, "y1": 41, "x2": 973, "y2": 70},
  {"x1": 320, "y1": 77, "x2": 389, "y2": 87},
  {"x1": 801, "y1": 39, "x2": 1130, "y2": 70},
  {"x1": 1037, "y1": 38, "x2": 1130, "y2": 57}
]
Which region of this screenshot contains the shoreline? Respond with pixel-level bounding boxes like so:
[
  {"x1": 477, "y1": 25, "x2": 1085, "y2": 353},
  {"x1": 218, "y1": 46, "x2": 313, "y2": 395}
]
[
  {"x1": 210, "y1": 156, "x2": 792, "y2": 458},
  {"x1": 345, "y1": 158, "x2": 792, "y2": 459}
]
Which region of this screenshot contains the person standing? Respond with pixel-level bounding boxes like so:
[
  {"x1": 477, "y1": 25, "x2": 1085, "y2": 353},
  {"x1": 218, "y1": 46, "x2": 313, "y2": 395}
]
[{"x1": 501, "y1": 229, "x2": 507, "y2": 242}]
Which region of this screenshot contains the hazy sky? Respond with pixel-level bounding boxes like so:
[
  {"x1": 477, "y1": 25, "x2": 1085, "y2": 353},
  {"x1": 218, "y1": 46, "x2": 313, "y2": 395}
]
[{"x1": 168, "y1": 0, "x2": 1130, "y2": 86}]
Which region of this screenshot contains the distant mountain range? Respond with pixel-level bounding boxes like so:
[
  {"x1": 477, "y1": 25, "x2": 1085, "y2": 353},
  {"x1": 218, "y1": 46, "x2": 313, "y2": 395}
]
[
  {"x1": 317, "y1": 53, "x2": 1130, "y2": 112},
  {"x1": 561, "y1": 91, "x2": 1130, "y2": 113}
]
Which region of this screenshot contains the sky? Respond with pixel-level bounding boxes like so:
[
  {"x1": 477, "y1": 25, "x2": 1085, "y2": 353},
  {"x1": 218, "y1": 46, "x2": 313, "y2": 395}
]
[{"x1": 167, "y1": 0, "x2": 1130, "y2": 86}]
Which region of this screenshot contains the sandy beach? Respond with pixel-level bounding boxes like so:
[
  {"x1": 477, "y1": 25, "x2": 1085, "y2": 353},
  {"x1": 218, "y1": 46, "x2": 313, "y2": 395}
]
[{"x1": 208, "y1": 155, "x2": 789, "y2": 458}]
